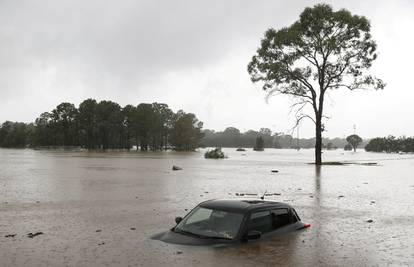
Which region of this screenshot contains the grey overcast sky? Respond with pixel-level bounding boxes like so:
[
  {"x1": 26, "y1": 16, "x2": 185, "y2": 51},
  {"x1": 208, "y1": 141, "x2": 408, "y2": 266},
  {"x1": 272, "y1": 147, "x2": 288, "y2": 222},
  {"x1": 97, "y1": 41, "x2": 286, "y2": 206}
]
[{"x1": 0, "y1": 0, "x2": 413, "y2": 138}]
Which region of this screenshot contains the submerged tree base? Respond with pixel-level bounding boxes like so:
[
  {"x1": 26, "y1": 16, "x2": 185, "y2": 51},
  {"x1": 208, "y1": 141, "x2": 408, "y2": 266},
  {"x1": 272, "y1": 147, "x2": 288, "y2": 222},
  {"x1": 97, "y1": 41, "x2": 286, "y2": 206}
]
[{"x1": 308, "y1": 161, "x2": 378, "y2": 166}]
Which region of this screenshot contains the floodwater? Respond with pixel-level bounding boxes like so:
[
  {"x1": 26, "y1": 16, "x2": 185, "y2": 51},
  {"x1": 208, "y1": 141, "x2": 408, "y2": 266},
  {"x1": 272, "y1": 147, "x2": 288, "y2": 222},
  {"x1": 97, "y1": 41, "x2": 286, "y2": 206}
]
[{"x1": 1, "y1": 148, "x2": 413, "y2": 266}]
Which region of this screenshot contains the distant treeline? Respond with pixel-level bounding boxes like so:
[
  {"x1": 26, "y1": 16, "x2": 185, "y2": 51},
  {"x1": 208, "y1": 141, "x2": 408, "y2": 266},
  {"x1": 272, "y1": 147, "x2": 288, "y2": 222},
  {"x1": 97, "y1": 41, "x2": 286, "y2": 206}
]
[
  {"x1": 201, "y1": 127, "x2": 364, "y2": 149},
  {"x1": 365, "y1": 136, "x2": 414, "y2": 153},
  {"x1": 0, "y1": 99, "x2": 204, "y2": 151}
]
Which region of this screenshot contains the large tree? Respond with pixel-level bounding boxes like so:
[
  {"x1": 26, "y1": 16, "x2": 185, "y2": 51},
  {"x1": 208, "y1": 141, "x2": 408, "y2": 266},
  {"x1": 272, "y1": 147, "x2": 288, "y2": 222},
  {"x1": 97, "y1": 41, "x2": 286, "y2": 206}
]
[
  {"x1": 248, "y1": 4, "x2": 384, "y2": 165},
  {"x1": 78, "y1": 99, "x2": 98, "y2": 149},
  {"x1": 346, "y1": 134, "x2": 362, "y2": 152},
  {"x1": 51, "y1": 102, "x2": 79, "y2": 146},
  {"x1": 151, "y1": 103, "x2": 174, "y2": 150},
  {"x1": 136, "y1": 103, "x2": 155, "y2": 151},
  {"x1": 96, "y1": 100, "x2": 123, "y2": 149},
  {"x1": 170, "y1": 110, "x2": 204, "y2": 151}
]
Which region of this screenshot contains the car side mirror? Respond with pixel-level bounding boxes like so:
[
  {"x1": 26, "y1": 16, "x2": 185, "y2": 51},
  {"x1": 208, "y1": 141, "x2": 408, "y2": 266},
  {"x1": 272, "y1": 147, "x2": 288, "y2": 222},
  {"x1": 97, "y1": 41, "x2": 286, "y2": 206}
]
[
  {"x1": 175, "y1": 217, "x2": 183, "y2": 224},
  {"x1": 246, "y1": 230, "x2": 261, "y2": 240}
]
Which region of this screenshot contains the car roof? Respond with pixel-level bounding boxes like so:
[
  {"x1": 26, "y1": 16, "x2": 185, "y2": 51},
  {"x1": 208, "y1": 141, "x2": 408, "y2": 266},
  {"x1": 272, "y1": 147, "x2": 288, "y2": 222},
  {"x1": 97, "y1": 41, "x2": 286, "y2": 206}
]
[{"x1": 198, "y1": 198, "x2": 292, "y2": 213}]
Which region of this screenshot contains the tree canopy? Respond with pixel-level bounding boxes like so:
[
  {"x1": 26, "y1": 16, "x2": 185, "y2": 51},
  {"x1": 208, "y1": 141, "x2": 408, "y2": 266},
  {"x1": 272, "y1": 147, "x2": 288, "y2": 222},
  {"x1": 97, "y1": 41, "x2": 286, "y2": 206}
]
[
  {"x1": 346, "y1": 134, "x2": 363, "y2": 152},
  {"x1": 248, "y1": 4, "x2": 384, "y2": 164},
  {"x1": 0, "y1": 99, "x2": 204, "y2": 151},
  {"x1": 365, "y1": 136, "x2": 414, "y2": 153}
]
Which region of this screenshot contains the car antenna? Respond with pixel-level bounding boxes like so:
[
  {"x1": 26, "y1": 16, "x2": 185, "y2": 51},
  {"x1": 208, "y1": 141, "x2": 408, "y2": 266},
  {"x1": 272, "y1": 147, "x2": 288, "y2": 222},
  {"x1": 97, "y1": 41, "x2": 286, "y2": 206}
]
[{"x1": 260, "y1": 190, "x2": 267, "y2": 200}]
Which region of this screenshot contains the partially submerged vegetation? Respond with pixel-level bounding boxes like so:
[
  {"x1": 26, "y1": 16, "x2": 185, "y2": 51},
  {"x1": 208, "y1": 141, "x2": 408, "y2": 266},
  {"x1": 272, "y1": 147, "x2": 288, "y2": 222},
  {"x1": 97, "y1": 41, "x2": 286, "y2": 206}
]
[
  {"x1": 204, "y1": 148, "x2": 225, "y2": 159},
  {"x1": 253, "y1": 136, "x2": 264, "y2": 151},
  {"x1": 247, "y1": 4, "x2": 384, "y2": 165},
  {"x1": 365, "y1": 136, "x2": 414, "y2": 153},
  {"x1": 0, "y1": 100, "x2": 204, "y2": 151},
  {"x1": 346, "y1": 135, "x2": 363, "y2": 152},
  {"x1": 344, "y1": 144, "x2": 353, "y2": 151},
  {"x1": 202, "y1": 127, "x2": 368, "y2": 150}
]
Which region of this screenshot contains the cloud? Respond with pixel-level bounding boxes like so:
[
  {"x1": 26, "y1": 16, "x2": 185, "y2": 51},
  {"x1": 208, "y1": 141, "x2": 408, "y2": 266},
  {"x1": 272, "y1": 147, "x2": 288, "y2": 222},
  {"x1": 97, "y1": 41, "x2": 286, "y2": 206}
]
[{"x1": 0, "y1": 0, "x2": 413, "y2": 138}]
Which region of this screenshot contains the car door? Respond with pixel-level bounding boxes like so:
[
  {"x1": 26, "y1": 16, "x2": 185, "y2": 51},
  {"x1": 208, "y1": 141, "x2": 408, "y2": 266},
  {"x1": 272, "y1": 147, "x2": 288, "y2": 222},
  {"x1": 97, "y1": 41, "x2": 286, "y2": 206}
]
[
  {"x1": 246, "y1": 210, "x2": 273, "y2": 234},
  {"x1": 245, "y1": 208, "x2": 297, "y2": 239}
]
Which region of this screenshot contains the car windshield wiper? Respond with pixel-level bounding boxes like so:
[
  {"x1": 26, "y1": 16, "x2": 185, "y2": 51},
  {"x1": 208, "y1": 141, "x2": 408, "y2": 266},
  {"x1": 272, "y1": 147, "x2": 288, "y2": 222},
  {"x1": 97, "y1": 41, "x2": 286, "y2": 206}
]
[
  {"x1": 173, "y1": 228, "x2": 204, "y2": 238},
  {"x1": 199, "y1": 235, "x2": 233, "y2": 240},
  {"x1": 174, "y1": 229, "x2": 232, "y2": 240}
]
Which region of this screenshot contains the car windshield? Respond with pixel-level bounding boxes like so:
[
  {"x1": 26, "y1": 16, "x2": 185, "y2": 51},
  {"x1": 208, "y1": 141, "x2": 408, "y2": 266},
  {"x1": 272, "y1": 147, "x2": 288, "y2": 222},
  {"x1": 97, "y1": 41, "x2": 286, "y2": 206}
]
[{"x1": 175, "y1": 207, "x2": 243, "y2": 240}]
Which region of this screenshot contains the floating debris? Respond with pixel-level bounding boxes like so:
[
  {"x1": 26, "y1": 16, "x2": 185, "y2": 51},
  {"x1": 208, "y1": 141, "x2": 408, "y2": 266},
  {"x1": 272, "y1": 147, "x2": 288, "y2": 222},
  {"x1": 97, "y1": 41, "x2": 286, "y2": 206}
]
[
  {"x1": 338, "y1": 195, "x2": 345, "y2": 198},
  {"x1": 95, "y1": 229, "x2": 102, "y2": 233},
  {"x1": 27, "y1": 232, "x2": 43, "y2": 238},
  {"x1": 176, "y1": 251, "x2": 183, "y2": 255},
  {"x1": 5, "y1": 234, "x2": 16, "y2": 238},
  {"x1": 265, "y1": 193, "x2": 281, "y2": 196},
  {"x1": 98, "y1": 242, "x2": 105, "y2": 246},
  {"x1": 130, "y1": 227, "x2": 136, "y2": 230},
  {"x1": 271, "y1": 170, "x2": 279, "y2": 173},
  {"x1": 172, "y1": 165, "x2": 182, "y2": 171},
  {"x1": 236, "y1": 192, "x2": 280, "y2": 197},
  {"x1": 366, "y1": 219, "x2": 374, "y2": 223}
]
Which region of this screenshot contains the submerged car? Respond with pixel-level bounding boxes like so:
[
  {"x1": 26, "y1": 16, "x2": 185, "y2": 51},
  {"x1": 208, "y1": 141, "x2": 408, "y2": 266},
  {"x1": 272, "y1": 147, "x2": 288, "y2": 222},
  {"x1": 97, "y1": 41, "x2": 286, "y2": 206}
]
[{"x1": 152, "y1": 199, "x2": 310, "y2": 246}]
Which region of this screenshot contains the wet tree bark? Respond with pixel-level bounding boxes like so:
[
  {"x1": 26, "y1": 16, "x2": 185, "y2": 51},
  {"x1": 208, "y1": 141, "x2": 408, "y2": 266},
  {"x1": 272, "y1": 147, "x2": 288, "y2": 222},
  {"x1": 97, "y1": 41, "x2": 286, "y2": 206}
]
[{"x1": 315, "y1": 115, "x2": 322, "y2": 165}]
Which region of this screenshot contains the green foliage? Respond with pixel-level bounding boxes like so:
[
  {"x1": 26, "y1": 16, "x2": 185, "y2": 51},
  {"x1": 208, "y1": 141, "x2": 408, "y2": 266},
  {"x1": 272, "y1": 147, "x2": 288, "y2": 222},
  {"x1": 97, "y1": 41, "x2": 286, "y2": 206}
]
[
  {"x1": 325, "y1": 142, "x2": 337, "y2": 150},
  {"x1": 204, "y1": 148, "x2": 225, "y2": 159},
  {"x1": 346, "y1": 134, "x2": 363, "y2": 152},
  {"x1": 0, "y1": 100, "x2": 203, "y2": 151},
  {"x1": 248, "y1": 4, "x2": 384, "y2": 164},
  {"x1": 0, "y1": 121, "x2": 32, "y2": 147},
  {"x1": 253, "y1": 136, "x2": 265, "y2": 151},
  {"x1": 51, "y1": 102, "x2": 79, "y2": 146},
  {"x1": 202, "y1": 128, "x2": 359, "y2": 149},
  {"x1": 344, "y1": 144, "x2": 353, "y2": 151},
  {"x1": 202, "y1": 127, "x2": 275, "y2": 148},
  {"x1": 78, "y1": 99, "x2": 98, "y2": 149},
  {"x1": 365, "y1": 136, "x2": 414, "y2": 153},
  {"x1": 169, "y1": 110, "x2": 204, "y2": 151}
]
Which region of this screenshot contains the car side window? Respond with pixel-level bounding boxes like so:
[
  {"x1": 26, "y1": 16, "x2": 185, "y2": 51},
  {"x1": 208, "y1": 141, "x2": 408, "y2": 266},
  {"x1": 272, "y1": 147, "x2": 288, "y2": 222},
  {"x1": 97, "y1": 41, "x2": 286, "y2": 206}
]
[
  {"x1": 271, "y1": 209, "x2": 291, "y2": 229},
  {"x1": 247, "y1": 210, "x2": 272, "y2": 234}
]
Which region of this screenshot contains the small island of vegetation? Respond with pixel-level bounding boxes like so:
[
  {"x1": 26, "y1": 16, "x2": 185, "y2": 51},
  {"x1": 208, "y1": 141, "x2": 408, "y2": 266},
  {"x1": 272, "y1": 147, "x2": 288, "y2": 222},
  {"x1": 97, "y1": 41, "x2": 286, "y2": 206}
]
[{"x1": 204, "y1": 148, "x2": 225, "y2": 159}]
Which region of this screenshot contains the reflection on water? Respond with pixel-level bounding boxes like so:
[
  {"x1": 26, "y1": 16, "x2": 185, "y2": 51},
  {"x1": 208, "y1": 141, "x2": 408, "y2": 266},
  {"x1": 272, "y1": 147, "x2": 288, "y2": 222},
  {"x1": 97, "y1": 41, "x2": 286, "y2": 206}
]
[{"x1": 0, "y1": 148, "x2": 413, "y2": 266}]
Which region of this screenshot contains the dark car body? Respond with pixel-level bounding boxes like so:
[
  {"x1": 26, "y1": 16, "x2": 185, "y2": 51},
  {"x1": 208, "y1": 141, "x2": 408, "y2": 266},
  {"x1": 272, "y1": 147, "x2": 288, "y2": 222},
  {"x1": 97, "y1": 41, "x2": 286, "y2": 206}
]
[{"x1": 152, "y1": 199, "x2": 309, "y2": 246}]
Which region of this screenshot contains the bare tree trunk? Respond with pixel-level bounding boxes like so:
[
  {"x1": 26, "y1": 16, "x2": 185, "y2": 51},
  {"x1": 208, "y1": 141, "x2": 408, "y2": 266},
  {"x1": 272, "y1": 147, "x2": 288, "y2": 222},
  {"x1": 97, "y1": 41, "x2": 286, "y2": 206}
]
[{"x1": 315, "y1": 113, "x2": 322, "y2": 165}]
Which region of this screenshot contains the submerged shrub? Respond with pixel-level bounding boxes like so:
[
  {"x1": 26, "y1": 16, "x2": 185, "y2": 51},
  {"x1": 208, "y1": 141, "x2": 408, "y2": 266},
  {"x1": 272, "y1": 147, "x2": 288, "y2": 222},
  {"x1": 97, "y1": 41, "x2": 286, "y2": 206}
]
[{"x1": 204, "y1": 148, "x2": 225, "y2": 159}]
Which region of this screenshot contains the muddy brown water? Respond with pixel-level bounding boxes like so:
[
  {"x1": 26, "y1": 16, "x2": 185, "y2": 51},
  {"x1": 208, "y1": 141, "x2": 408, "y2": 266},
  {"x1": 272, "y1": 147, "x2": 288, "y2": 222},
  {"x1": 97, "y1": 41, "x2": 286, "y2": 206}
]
[{"x1": 1, "y1": 148, "x2": 413, "y2": 266}]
